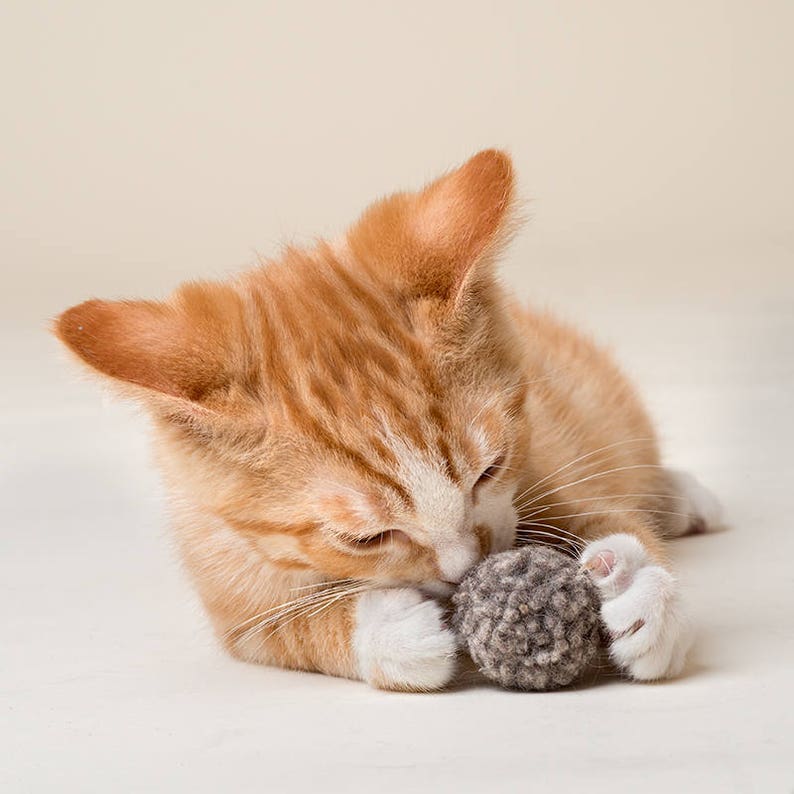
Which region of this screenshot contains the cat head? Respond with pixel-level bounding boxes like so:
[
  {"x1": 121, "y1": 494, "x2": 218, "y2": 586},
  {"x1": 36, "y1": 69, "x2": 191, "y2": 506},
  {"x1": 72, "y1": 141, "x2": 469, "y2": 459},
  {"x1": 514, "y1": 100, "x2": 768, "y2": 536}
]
[{"x1": 56, "y1": 150, "x2": 530, "y2": 592}]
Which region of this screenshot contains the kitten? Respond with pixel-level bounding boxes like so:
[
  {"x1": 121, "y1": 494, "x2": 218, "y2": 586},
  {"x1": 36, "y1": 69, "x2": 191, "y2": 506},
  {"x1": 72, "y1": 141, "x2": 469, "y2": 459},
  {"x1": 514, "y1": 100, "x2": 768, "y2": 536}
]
[{"x1": 55, "y1": 150, "x2": 719, "y2": 690}]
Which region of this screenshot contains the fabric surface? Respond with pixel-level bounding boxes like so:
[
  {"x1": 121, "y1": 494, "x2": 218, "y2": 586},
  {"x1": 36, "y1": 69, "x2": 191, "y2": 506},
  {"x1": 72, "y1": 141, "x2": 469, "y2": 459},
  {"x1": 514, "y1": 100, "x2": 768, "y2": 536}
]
[{"x1": 452, "y1": 546, "x2": 602, "y2": 690}]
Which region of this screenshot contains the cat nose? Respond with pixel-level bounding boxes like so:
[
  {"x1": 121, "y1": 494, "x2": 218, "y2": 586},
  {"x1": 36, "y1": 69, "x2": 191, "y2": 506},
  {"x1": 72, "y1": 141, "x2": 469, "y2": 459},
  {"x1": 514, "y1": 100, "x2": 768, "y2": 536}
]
[{"x1": 436, "y1": 540, "x2": 482, "y2": 584}]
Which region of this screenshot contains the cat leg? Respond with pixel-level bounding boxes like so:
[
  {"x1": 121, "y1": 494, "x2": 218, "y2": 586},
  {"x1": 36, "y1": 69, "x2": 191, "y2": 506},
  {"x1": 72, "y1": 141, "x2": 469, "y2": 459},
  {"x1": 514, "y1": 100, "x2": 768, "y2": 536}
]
[
  {"x1": 661, "y1": 469, "x2": 722, "y2": 537},
  {"x1": 577, "y1": 519, "x2": 693, "y2": 680},
  {"x1": 223, "y1": 587, "x2": 457, "y2": 691},
  {"x1": 353, "y1": 588, "x2": 458, "y2": 691}
]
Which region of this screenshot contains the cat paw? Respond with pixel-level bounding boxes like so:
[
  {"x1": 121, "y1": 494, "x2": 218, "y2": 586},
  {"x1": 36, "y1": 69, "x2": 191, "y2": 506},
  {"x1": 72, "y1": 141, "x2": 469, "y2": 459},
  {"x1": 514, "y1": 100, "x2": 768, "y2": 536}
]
[
  {"x1": 353, "y1": 588, "x2": 458, "y2": 691},
  {"x1": 581, "y1": 534, "x2": 692, "y2": 680},
  {"x1": 667, "y1": 469, "x2": 722, "y2": 536}
]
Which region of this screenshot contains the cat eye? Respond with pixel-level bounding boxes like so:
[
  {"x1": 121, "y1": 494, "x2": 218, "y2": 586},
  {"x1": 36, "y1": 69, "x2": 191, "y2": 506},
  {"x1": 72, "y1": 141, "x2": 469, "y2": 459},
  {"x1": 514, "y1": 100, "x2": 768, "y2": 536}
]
[
  {"x1": 341, "y1": 529, "x2": 409, "y2": 550},
  {"x1": 475, "y1": 455, "x2": 506, "y2": 489}
]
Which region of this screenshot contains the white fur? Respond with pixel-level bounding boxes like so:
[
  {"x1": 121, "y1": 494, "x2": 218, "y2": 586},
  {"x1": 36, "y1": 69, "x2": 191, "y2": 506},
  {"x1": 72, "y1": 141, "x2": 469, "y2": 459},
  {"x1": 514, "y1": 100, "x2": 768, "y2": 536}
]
[
  {"x1": 395, "y1": 448, "x2": 465, "y2": 534},
  {"x1": 435, "y1": 537, "x2": 481, "y2": 583},
  {"x1": 580, "y1": 533, "x2": 693, "y2": 680},
  {"x1": 353, "y1": 588, "x2": 457, "y2": 690},
  {"x1": 667, "y1": 469, "x2": 722, "y2": 535},
  {"x1": 390, "y1": 443, "x2": 482, "y2": 582}
]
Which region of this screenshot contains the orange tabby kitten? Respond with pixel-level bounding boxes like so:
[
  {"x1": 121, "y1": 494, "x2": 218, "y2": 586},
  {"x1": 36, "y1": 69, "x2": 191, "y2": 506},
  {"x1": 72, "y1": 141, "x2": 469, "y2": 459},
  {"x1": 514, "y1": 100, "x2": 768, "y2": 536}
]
[{"x1": 55, "y1": 150, "x2": 718, "y2": 690}]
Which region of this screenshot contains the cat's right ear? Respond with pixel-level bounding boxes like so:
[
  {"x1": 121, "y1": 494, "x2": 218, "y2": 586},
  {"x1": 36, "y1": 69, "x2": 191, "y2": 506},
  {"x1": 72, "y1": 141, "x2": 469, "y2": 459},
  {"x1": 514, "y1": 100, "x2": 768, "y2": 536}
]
[
  {"x1": 347, "y1": 149, "x2": 518, "y2": 307},
  {"x1": 54, "y1": 282, "x2": 247, "y2": 417}
]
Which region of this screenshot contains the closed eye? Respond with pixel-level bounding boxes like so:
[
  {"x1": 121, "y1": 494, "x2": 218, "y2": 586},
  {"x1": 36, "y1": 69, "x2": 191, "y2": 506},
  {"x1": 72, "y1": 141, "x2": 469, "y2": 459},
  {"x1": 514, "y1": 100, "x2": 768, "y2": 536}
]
[
  {"x1": 340, "y1": 529, "x2": 409, "y2": 550},
  {"x1": 475, "y1": 455, "x2": 506, "y2": 489}
]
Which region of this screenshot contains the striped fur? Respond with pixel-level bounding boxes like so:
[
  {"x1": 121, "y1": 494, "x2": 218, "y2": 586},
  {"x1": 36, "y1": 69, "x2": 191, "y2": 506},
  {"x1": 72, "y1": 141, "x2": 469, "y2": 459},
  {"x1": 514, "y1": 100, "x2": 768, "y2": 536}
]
[{"x1": 55, "y1": 150, "x2": 699, "y2": 688}]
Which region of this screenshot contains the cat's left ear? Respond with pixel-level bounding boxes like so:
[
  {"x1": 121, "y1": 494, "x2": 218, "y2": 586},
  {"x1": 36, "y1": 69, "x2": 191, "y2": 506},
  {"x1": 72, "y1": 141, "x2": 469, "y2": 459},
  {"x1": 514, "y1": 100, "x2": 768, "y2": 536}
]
[{"x1": 347, "y1": 149, "x2": 518, "y2": 306}]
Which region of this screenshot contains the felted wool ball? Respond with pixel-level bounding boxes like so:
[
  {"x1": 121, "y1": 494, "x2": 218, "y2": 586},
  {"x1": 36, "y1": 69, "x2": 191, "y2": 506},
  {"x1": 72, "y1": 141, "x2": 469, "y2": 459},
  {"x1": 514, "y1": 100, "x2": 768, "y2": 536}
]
[{"x1": 452, "y1": 545, "x2": 602, "y2": 691}]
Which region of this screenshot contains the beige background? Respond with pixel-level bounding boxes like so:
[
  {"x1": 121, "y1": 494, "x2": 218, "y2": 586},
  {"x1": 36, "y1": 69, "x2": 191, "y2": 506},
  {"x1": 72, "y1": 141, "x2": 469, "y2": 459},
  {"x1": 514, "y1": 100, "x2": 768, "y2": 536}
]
[
  {"x1": 2, "y1": 1, "x2": 791, "y2": 317},
  {"x1": 2, "y1": 2, "x2": 793, "y2": 793}
]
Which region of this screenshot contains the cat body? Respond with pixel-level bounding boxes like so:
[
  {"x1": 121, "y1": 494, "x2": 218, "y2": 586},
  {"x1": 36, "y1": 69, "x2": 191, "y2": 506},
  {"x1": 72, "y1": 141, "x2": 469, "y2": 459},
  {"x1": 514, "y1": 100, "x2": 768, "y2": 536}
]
[{"x1": 56, "y1": 151, "x2": 717, "y2": 690}]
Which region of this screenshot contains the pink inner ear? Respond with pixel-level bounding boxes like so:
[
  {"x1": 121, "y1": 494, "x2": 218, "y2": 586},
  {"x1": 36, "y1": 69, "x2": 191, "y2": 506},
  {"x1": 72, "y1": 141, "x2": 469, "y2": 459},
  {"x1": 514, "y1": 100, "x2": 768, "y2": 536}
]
[
  {"x1": 56, "y1": 298, "x2": 186, "y2": 396},
  {"x1": 413, "y1": 151, "x2": 513, "y2": 250},
  {"x1": 409, "y1": 150, "x2": 515, "y2": 296},
  {"x1": 347, "y1": 149, "x2": 516, "y2": 302},
  {"x1": 55, "y1": 283, "x2": 241, "y2": 403},
  {"x1": 411, "y1": 178, "x2": 460, "y2": 251}
]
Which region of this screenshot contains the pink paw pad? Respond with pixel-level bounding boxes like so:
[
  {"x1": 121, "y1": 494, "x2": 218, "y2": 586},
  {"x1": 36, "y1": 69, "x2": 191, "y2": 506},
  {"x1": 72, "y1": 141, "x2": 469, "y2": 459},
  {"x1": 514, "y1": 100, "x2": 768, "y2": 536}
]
[{"x1": 584, "y1": 549, "x2": 615, "y2": 578}]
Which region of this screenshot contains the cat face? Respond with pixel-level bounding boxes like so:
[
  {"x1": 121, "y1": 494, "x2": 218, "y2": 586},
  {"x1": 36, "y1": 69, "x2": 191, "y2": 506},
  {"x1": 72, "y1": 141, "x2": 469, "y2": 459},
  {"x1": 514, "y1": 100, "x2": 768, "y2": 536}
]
[{"x1": 56, "y1": 150, "x2": 527, "y2": 592}]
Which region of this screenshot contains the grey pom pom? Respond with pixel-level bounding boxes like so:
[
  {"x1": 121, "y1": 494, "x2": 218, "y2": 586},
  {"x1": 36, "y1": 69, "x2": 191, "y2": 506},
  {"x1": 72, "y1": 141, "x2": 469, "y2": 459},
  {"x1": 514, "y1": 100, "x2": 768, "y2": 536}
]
[{"x1": 452, "y1": 546, "x2": 602, "y2": 691}]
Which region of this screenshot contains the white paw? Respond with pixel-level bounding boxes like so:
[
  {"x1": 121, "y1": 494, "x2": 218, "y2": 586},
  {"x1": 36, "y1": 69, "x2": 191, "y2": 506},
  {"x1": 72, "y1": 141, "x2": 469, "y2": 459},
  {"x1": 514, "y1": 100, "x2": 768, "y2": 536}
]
[
  {"x1": 580, "y1": 534, "x2": 692, "y2": 680},
  {"x1": 667, "y1": 469, "x2": 722, "y2": 536},
  {"x1": 353, "y1": 588, "x2": 458, "y2": 691}
]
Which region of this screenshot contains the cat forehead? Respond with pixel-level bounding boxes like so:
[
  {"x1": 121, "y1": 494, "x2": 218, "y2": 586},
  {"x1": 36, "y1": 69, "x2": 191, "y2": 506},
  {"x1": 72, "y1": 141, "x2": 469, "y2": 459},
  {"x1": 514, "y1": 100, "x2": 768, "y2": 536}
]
[
  {"x1": 231, "y1": 244, "x2": 519, "y2": 469},
  {"x1": 313, "y1": 440, "x2": 466, "y2": 533},
  {"x1": 242, "y1": 257, "x2": 458, "y2": 425},
  {"x1": 321, "y1": 416, "x2": 501, "y2": 502}
]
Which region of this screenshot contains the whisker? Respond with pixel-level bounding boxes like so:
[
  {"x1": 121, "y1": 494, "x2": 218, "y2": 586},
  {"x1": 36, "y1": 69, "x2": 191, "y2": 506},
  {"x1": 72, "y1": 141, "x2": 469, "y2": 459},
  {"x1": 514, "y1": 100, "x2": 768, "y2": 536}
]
[
  {"x1": 513, "y1": 437, "x2": 656, "y2": 505},
  {"x1": 515, "y1": 492, "x2": 687, "y2": 516},
  {"x1": 295, "y1": 583, "x2": 371, "y2": 624},
  {"x1": 518, "y1": 507, "x2": 692, "y2": 524},
  {"x1": 225, "y1": 580, "x2": 363, "y2": 640},
  {"x1": 268, "y1": 581, "x2": 371, "y2": 625},
  {"x1": 517, "y1": 520, "x2": 588, "y2": 549},
  {"x1": 517, "y1": 464, "x2": 669, "y2": 512},
  {"x1": 515, "y1": 531, "x2": 582, "y2": 558},
  {"x1": 258, "y1": 583, "x2": 372, "y2": 645},
  {"x1": 239, "y1": 586, "x2": 360, "y2": 645},
  {"x1": 289, "y1": 578, "x2": 357, "y2": 592},
  {"x1": 515, "y1": 524, "x2": 585, "y2": 553}
]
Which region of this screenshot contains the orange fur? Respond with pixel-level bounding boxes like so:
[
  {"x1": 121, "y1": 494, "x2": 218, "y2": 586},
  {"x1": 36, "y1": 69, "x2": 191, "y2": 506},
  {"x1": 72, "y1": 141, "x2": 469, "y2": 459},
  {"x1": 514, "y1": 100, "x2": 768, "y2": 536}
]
[{"x1": 55, "y1": 150, "x2": 684, "y2": 688}]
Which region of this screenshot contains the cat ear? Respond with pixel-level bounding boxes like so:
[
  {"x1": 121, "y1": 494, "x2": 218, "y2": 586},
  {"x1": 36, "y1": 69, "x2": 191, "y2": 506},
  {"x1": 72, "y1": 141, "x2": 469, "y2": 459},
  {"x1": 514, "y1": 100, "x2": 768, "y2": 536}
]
[
  {"x1": 54, "y1": 282, "x2": 246, "y2": 414},
  {"x1": 347, "y1": 149, "x2": 517, "y2": 304}
]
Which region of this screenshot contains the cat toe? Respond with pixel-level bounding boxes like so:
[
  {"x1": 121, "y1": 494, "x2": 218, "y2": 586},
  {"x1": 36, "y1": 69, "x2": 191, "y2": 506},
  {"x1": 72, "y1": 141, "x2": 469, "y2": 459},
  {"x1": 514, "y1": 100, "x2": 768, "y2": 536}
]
[
  {"x1": 353, "y1": 588, "x2": 458, "y2": 691},
  {"x1": 581, "y1": 534, "x2": 692, "y2": 680}
]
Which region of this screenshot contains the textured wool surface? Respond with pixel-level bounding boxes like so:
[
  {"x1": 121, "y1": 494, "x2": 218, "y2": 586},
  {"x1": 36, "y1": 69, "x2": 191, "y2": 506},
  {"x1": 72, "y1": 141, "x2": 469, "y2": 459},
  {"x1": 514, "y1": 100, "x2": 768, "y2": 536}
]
[{"x1": 452, "y1": 546, "x2": 602, "y2": 690}]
